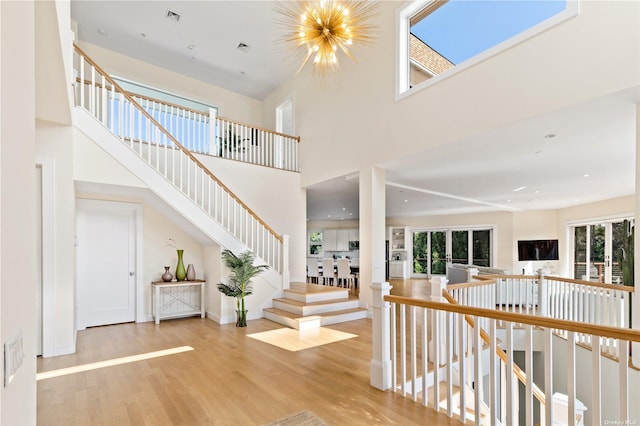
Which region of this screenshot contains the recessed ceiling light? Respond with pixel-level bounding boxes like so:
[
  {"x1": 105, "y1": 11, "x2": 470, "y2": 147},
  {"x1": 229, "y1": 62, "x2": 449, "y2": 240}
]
[
  {"x1": 534, "y1": 190, "x2": 540, "y2": 194},
  {"x1": 349, "y1": 213, "x2": 353, "y2": 216},
  {"x1": 544, "y1": 133, "x2": 556, "y2": 139},
  {"x1": 534, "y1": 150, "x2": 542, "y2": 155},
  {"x1": 513, "y1": 186, "x2": 526, "y2": 192},
  {"x1": 237, "y1": 42, "x2": 251, "y2": 53},
  {"x1": 342, "y1": 207, "x2": 346, "y2": 211},
  {"x1": 327, "y1": 214, "x2": 331, "y2": 218},
  {"x1": 404, "y1": 199, "x2": 408, "y2": 203},
  {"x1": 187, "y1": 44, "x2": 195, "y2": 50},
  {"x1": 507, "y1": 199, "x2": 512, "y2": 203},
  {"x1": 583, "y1": 174, "x2": 590, "y2": 178},
  {"x1": 97, "y1": 28, "x2": 108, "y2": 36},
  {"x1": 166, "y1": 10, "x2": 181, "y2": 22}
]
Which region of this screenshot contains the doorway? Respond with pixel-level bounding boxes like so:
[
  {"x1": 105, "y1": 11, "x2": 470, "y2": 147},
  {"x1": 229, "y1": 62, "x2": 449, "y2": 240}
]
[{"x1": 76, "y1": 199, "x2": 143, "y2": 329}]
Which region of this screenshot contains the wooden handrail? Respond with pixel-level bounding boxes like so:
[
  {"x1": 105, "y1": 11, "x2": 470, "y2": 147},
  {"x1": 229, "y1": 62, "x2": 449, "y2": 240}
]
[
  {"x1": 216, "y1": 115, "x2": 301, "y2": 142},
  {"x1": 446, "y1": 279, "x2": 497, "y2": 290},
  {"x1": 385, "y1": 294, "x2": 640, "y2": 342},
  {"x1": 441, "y1": 291, "x2": 546, "y2": 405},
  {"x1": 543, "y1": 275, "x2": 635, "y2": 293},
  {"x1": 477, "y1": 274, "x2": 539, "y2": 280},
  {"x1": 74, "y1": 44, "x2": 283, "y2": 243},
  {"x1": 77, "y1": 77, "x2": 212, "y2": 116}
]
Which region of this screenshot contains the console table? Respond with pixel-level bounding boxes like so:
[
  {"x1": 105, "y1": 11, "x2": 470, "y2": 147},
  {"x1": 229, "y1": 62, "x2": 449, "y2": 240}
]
[{"x1": 152, "y1": 280, "x2": 206, "y2": 324}]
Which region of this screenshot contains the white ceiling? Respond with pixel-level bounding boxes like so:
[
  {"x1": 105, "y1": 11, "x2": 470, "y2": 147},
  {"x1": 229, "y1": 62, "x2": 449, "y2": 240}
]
[{"x1": 71, "y1": 1, "x2": 639, "y2": 222}]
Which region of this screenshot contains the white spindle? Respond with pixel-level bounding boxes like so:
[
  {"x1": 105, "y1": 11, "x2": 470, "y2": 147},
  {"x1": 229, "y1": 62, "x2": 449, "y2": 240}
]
[
  {"x1": 525, "y1": 324, "x2": 533, "y2": 426},
  {"x1": 619, "y1": 339, "x2": 629, "y2": 422},
  {"x1": 458, "y1": 313, "x2": 466, "y2": 421},
  {"x1": 446, "y1": 311, "x2": 453, "y2": 417},
  {"x1": 410, "y1": 306, "x2": 417, "y2": 401},
  {"x1": 433, "y1": 309, "x2": 440, "y2": 411},
  {"x1": 592, "y1": 336, "x2": 601, "y2": 425},
  {"x1": 544, "y1": 327, "x2": 553, "y2": 426},
  {"x1": 473, "y1": 317, "x2": 481, "y2": 426},
  {"x1": 567, "y1": 331, "x2": 576, "y2": 426},
  {"x1": 400, "y1": 304, "x2": 406, "y2": 396},
  {"x1": 391, "y1": 302, "x2": 397, "y2": 393},
  {"x1": 489, "y1": 319, "x2": 497, "y2": 426},
  {"x1": 505, "y1": 322, "x2": 515, "y2": 425}
]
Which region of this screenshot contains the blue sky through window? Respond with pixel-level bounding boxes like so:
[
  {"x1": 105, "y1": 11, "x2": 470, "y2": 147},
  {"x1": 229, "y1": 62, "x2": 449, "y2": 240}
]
[{"x1": 411, "y1": 0, "x2": 567, "y2": 65}]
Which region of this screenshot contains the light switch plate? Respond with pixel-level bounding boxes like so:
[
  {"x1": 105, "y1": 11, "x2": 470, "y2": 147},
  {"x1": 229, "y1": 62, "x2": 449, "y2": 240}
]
[{"x1": 4, "y1": 330, "x2": 24, "y2": 387}]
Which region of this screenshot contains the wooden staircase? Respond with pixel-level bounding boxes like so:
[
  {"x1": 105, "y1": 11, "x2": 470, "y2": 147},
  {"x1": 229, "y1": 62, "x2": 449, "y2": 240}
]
[{"x1": 263, "y1": 282, "x2": 368, "y2": 328}]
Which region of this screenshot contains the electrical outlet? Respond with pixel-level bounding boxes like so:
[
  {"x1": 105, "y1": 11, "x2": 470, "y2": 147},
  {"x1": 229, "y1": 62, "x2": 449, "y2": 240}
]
[{"x1": 4, "y1": 330, "x2": 24, "y2": 387}]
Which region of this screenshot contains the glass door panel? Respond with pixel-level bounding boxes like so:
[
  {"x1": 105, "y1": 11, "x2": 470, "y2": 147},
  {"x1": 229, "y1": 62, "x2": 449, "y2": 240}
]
[
  {"x1": 473, "y1": 230, "x2": 491, "y2": 267},
  {"x1": 589, "y1": 224, "x2": 605, "y2": 282},
  {"x1": 412, "y1": 231, "x2": 429, "y2": 275},
  {"x1": 611, "y1": 221, "x2": 625, "y2": 284},
  {"x1": 573, "y1": 226, "x2": 587, "y2": 279},
  {"x1": 431, "y1": 231, "x2": 447, "y2": 275},
  {"x1": 451, "y1": 230, "x2": 468, "y2": 264}
]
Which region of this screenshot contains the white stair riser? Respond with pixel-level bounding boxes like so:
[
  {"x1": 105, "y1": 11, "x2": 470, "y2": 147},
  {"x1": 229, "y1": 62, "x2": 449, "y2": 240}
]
[
  {"x1": 319, "y1": 310, "x2": 368, "y2": 325},
  {"x1": 273, "y1": 299, "x2": 360, "y2": 316},
  {"x1": 263, "y1": 311, "x2": 300, "y2": 329},
  {"x1": 283, "y1": 289, "x2": 349, "y2": 303}
]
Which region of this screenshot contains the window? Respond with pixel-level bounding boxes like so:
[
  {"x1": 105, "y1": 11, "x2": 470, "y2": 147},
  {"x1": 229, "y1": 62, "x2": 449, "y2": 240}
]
[
  {"x1": 411, "y1": 227, "x2": 492, "y2": 276},
  {"x1": 309, "y1": 232, "x2": 323, "y2": 255},
  {"x1": 570, "y1": 218, "x2": 634, "y2": 284},
  {"x1": 397, "y1": 0, "x2": 576, "y2": 97}
]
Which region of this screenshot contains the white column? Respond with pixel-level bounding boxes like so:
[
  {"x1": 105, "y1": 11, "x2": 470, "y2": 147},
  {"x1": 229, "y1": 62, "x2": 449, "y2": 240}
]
[
  {"x1": 359, "y1": 166, "x2": 386, "y2": 309},
  {"x1": 281, "y1": 234, "x2": 290, "y2": 290},
  {"x1": 370, "y1": 281, "x2": 393, "y2": 390},
  {"x1": 634, "y1": 103, "x2": 640, "y2": 367}
]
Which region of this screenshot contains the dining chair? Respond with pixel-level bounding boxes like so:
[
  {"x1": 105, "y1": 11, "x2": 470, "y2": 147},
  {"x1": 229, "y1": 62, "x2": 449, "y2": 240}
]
[
  {"x1": 306, "y1": 258, "x2": 320, "y2": 284},
  {"x1": 322, "y1": 258, "x2": 336, "y2": 286},
  {"x1": 336, "y1": 258, "x2": 354, "y2": 291}
]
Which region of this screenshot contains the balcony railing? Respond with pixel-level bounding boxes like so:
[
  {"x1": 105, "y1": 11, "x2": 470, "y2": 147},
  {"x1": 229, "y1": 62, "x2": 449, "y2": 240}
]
[
  {"x1": 371, "y1": 281, "x2": 640, "y2": 425},
  {"x1": 75, "y1": 67, "x2": 300, "y2": 173}
]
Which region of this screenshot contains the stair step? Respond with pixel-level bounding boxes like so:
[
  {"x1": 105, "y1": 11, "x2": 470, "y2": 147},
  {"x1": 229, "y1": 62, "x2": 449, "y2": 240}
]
[
  {"x1": 273, "y1": 296, "x2": 359, "y2": 316},
  {"x1": 263, "y1": 306, "x2": 368, "y2": 328},
  {"x1": 284, "y1": 283, "x2": 350, "y2": 303}
]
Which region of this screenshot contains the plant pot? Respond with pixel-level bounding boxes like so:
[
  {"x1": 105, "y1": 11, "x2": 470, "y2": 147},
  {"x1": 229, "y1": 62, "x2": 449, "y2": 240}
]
[{"x1": 236, "y1": 309, "x2": 248, "y2": 327}]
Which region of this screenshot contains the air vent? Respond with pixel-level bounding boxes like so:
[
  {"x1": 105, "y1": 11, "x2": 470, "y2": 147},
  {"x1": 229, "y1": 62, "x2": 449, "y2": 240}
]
[
  {"x1": 237, "y1": 42, "x2": 251, "y2": 53},
  {"x1": 166, "y1": 10, "x2": 181, "y2": 22}
]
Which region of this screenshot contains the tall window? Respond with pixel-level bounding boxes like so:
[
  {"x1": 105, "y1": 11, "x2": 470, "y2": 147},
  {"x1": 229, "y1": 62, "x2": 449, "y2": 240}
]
[
  {"x1": 398, "y1": 0, "x2": 575, "y2": 96},
  {"x1": 571, "y1": 219, "x2": 634, "y2": 284}
]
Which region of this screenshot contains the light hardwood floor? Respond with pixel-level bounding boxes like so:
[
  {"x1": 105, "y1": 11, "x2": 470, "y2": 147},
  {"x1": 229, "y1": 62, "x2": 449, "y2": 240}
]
[{"x1": 37, "y1": 279, "x2": 453, "y2": 426}]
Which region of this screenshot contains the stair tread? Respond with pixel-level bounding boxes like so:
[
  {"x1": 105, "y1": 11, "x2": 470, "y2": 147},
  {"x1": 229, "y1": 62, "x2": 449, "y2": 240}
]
[
  {"x1": 273, "y1": 296, "x2": 357, "y2": 307},
  {"x1": 286, "y1": 283, "x2": 348, "y2": 295},
  {"x1": 264, "y1": 306, "x2": 367, "y2": 319}
]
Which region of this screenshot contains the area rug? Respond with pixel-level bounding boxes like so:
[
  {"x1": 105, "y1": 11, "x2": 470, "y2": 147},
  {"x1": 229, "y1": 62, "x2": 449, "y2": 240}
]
[
  {"x1": 265, "y1": 410, "x2": 327, "y2": 426},
  {"x1": 247, "y1": 327, "x2": 357, "y2": 352}
]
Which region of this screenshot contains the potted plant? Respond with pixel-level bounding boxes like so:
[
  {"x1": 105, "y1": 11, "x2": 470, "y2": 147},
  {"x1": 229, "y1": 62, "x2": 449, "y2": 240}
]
[{"x1": 217, "y1": 249, "x2": 269, "y2": 327}]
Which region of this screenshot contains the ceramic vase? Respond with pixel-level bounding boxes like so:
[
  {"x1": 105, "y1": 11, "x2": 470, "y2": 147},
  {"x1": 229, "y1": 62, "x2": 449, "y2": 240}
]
[
  {"x1": 186, "y1": 264, "x2": 196, "y2": 281},
  {"x1": 175, "y1": 249, "x2": 186, "y2": 281},
  {"x1": 161, "y1": 266, "x2": 173, "y2": 282}
]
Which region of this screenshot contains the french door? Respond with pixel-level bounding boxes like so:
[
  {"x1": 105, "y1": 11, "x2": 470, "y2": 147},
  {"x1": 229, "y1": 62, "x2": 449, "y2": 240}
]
[
  {"x1": 411, "y1": 228, "x2": 492, "y2": 277},
  {"x1": 572, "y1": 219, "x2": 632, "y2": 284}
]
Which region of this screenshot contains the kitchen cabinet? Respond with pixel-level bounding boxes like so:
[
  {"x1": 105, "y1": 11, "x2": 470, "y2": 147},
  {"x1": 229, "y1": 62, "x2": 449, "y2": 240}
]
[
  {"x1": 323, "y1": 228, "x2": 357, "y2": 252},
  {"x1": 390, "y1": 260, "x2": 407, "y2": 278}
]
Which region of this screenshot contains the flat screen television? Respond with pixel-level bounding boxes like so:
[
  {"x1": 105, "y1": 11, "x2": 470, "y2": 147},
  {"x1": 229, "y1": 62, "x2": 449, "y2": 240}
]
[{"x1": 517, "y1": 239, "x2": 559, "y2": 261}]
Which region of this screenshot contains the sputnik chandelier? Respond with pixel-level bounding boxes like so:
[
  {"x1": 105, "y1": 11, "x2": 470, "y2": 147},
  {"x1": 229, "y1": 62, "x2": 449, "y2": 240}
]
[{"x1": 276, "y1": 0, "x2": 378, "y2": 73}]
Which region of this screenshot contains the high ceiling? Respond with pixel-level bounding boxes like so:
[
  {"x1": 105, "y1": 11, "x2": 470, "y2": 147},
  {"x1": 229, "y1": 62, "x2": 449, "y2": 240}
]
[{"x1": 71, "y1": 1, "x2": 639, "y2": 222}]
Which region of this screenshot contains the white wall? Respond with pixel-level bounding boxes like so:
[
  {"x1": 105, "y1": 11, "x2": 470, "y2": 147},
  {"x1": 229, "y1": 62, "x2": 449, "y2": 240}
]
[
  {"x1": 263, "y1": 1, "x2": 640, "y2": 190},
  {"x1": 1, "y1": 1, "x2": 37, "y2": 423},
  {"x1": 75, "y1": 191, "x2": 206, "y2": 322},
  {"x1": 197, "y1": 155, "x2": 307, "y2": 283},
  {"x1": 76, "y1": 41, "x2": 264, "y2": 125},
  {"x1": 36, "y1": 122, "x2": 77, "y2": 356}
]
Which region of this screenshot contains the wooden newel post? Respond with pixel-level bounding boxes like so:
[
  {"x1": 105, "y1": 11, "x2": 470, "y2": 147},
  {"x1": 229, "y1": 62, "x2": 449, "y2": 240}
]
[{"x1": 370, "y1": 281, "x2": 393, "y2": 390}]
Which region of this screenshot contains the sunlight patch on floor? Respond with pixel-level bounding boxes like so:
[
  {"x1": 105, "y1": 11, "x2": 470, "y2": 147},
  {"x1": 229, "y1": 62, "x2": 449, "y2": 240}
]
[
  {"x1": 247, "y1": 327, "x2": 357, "y2": 352},
  {"x1": 36, "y1": 346, "x2": 194, "y2": 380}
]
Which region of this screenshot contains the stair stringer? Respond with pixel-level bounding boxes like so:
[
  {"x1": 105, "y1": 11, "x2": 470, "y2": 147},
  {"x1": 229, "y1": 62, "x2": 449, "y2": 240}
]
[{"x1": 73, "y1": 108, "x2": 283, "y2": 298}]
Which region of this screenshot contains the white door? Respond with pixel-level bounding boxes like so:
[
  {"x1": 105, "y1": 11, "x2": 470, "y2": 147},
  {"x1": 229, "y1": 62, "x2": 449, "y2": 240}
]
[{"x1": 77, "y1": 200, "x2": 138, "y2": 328}]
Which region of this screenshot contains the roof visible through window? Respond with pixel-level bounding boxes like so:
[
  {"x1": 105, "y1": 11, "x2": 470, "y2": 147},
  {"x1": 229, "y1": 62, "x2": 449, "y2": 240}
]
[{"x1": 411, "y1": 0, "x2": 567, "y2": 66}]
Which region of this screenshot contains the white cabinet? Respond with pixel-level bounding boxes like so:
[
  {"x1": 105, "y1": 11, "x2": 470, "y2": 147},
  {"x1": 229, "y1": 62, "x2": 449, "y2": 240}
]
[
  {"x1": 390, "y1": 261, "x2": 407, "y2": 278},
  {"x1": 323, "y1": 228, "x2": 357, "y2": 252},
  {"x1": 323, "y1": 229, "x2": 338, "y2": 251},
  {"x1": 390, "y1": 227, "x2": 406, "y2": 250}
]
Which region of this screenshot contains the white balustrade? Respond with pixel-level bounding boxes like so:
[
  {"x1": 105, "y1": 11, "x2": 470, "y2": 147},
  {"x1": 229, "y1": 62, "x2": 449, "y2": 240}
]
[{"x1": 379, "y1": 293, "x2": 640, "y2": 426}]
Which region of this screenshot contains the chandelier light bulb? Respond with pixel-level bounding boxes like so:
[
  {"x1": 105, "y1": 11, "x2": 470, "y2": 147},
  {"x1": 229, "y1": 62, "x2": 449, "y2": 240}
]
[{"x1": 276, "y1": 0, "x2": 378, "y2": 74}]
